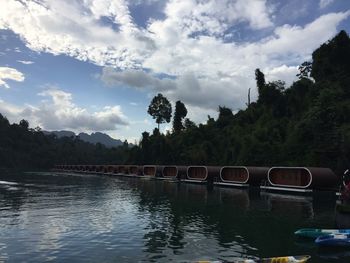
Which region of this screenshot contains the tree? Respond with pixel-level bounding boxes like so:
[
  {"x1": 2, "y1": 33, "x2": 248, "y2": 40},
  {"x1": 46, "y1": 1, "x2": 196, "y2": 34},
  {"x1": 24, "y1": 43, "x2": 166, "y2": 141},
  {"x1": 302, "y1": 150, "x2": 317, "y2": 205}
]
[
  {"x1": 173, "y1": 100, "x2": 187, "y2": 133},
  {"x1": 296, "y1": 61, "x2": 312, "y2": 80},
  {"x1": 147, "y1": 93, "x2": 172, "y2": 130},
  {"x1": 217, "y1": 106, "x2": 233, "y2": 128},
  {"x1": 184, "y1": 118, "x2": 196, "y2": 129},
  {"x1": 19, "y1": 119, "x2": 29, "y2": 130},
  {"x1": 255, "y1": 68, "x2": 266, "y2": 96},
  {"x1": 311, "y1": 30, "x2": 350, "y2": 104}
]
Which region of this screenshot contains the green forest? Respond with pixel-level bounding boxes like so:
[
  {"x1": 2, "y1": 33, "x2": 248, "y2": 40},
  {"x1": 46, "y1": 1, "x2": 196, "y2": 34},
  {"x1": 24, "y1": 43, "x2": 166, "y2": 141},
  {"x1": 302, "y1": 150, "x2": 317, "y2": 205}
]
[{"x1": 1, "y1": 30, "x2": 350, "y2": 175}]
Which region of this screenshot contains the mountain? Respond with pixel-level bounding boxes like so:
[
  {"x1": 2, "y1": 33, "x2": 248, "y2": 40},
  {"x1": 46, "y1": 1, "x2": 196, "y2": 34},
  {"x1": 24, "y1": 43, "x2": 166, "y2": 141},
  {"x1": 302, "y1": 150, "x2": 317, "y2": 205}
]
[
  {"x1": 43, "y1": 130, "x2": 76, "y2": 138},
  {"x1": 45, "y1": 130, "x2": 124, "y2": 148},
  {"x1": 78, "y1": 132, "x2": 123, "y2": 148}
]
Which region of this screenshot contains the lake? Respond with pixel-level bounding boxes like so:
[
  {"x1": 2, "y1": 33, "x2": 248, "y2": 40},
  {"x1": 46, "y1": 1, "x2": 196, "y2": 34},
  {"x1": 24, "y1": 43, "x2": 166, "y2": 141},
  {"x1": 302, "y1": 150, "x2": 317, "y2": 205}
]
[{"x1": 0, "y1": 171, "x2": 347, "y2": 262}]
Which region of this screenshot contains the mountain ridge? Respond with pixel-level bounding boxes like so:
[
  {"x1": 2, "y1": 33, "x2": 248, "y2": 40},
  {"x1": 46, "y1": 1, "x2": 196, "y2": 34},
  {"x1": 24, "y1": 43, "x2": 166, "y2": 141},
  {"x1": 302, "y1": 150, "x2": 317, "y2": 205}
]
[{"x1": 43, "y1": 130, "x2": 124, "y2": 148}]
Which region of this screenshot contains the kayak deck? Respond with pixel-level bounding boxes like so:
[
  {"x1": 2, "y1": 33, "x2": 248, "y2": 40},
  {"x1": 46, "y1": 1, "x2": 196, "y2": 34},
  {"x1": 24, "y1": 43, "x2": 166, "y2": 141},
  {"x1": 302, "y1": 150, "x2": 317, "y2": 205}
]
[
  {"x1": 194, "y1": 255, "x2": 311, "y2": 263},
  {"x1": 315, "y1": 233, "x2": 350, "y2": 247}
]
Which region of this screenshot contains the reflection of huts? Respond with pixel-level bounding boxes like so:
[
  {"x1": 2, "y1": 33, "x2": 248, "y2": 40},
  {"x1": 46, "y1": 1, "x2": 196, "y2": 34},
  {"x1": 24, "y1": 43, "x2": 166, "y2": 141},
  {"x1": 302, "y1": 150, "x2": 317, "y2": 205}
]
[
  {"x1": 261, "y1": 167, "x2": 338, "y2": 193},
  {"x1": 184, "y1": 183, "x2": 208, "y2": 201},
  {"x1": 215, "y1": 166, "x2": 268, "y2": 187},
  {"x1": 185, "y1": 166, "x2": 220, "y2": 183},
  {"x1": 218, "y1": 187, "x2": 250, "y2": 211}
]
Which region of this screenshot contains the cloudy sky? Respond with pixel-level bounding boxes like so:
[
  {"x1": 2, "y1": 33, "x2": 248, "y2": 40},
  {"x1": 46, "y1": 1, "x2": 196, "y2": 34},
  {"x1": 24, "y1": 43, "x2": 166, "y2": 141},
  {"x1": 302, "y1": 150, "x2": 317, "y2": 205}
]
[{"x1": 0, "y1": 0, "x2": 349, "y2": 143}]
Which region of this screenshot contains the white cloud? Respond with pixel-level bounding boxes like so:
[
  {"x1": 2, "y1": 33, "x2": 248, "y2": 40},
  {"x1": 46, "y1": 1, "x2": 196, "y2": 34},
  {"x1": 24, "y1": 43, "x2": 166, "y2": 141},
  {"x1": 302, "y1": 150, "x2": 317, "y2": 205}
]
[
  {"x1": 101, "y1": 68, "x2": 176, "y2": 91},
  {"x1": 0, "y1": 0, "x2": 274, "y2": 69},
  {"x1": 0, "y1": 98, "x2": 23, "y2": 115},
  {"x1": 1, "y1": 0, "x2": 349, "y2": 123},
  {"x1": 319, "y1": 0, "x2": 334, "y2": 9},
  {"x1": 185, "y1": 104, "x2": 218, "y2": 124},
  {"x1": 0, "y1": 66, "x2": 25, "y2": 88},
  {"x1": 259, "y1": 12, "x2": 350, "y2": 57},
  {"x1": 0, "y1": 88, "x2": 129, "y2": 132},
  {"x1": 102, "y1": 68, "x2": 250, "y2": 110},
  {"x1": 148, "y1": 0, "x2": 273, "y2": 41},
  {"x1": 265, "y1": 65, "x2": 299, "y2": 87},
  {"x1": 0, "y1": 0, "x2": 154, "y2": 68},
  {"x1": 17, "y1": 60, "x2": 34, "y2": 65}
]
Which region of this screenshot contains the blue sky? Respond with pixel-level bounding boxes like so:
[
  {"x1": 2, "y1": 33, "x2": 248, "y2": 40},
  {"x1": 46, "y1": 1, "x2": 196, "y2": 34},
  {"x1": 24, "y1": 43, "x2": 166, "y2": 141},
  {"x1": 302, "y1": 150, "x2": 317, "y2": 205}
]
[{"x1": 0, "y1": 0, "x2": 349, "y2": 143}]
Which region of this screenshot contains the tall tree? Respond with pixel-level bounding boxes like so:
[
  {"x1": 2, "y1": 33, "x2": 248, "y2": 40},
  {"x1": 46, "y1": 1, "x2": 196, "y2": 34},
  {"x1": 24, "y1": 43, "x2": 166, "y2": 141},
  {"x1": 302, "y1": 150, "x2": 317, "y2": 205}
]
[
  {"x1": 255, "y1": 68, "x2": 266, "y2": 95},
  {"x1": 173, "y1": 100, "x2": 187, "y2": 133},
  {"x1": 296, "y1": 61, "x2": 312, "y2": 80},
  {"x1": 147, "y1": 93, "x2": 172, "y2": 130},
  {"x1": 217, "y1": 106, "x2": 233, "y2": 128},
  {"x1": 19, "y1": 119, "x2": 29, "y2": 130}
]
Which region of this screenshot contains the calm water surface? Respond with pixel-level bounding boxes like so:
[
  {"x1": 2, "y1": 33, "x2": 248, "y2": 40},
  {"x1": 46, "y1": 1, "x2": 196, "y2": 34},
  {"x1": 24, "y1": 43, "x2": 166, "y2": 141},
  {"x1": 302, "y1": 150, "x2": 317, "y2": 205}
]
[{"x1": 0, "y1": 171, "x2": 347, "y2": 262}]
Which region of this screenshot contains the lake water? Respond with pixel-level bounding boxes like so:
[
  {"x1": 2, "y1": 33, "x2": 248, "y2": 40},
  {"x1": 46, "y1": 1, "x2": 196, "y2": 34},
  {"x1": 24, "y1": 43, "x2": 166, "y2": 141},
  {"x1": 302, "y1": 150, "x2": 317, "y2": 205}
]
[{"x1": 0, "y1": 171, "x2": 348, "y2": 262}]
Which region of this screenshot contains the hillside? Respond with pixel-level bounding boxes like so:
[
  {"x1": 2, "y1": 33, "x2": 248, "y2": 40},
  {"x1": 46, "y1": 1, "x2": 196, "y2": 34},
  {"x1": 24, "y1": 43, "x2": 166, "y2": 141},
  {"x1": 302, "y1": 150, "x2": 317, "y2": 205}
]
[
  {"x1": 1, "y1": 30, "x2": 350, "y2": 174},
  {"x1": 126, "y1": 30, "x2": 350, "y2": 175},
  {"x1": 44, "y1": 130, "x2": 124, "y2": 148}
]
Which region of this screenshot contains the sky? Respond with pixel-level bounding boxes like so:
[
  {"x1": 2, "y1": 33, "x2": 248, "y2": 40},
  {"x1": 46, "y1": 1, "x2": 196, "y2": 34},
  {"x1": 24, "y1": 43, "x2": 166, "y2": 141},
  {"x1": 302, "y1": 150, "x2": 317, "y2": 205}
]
[{"x1": 0, "y1": 0, "x2": 349, "y2": 143}]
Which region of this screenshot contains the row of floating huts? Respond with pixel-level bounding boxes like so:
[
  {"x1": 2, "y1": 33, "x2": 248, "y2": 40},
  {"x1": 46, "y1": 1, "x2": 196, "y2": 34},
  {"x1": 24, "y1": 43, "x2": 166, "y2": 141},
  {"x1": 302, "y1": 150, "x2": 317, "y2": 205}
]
[{"x1": 53, "y1": 165, "x2": 340, "y2": 194}]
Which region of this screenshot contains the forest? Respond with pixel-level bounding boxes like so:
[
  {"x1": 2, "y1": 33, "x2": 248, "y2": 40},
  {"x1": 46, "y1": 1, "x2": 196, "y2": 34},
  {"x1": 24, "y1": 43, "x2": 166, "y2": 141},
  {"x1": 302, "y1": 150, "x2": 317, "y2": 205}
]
[{"x1": 1, "y1": 30, "x2": 350, "y2": 175}]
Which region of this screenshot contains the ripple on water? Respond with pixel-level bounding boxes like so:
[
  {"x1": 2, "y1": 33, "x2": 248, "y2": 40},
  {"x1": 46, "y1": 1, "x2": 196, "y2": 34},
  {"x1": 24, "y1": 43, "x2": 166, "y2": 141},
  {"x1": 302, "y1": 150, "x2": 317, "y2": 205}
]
[{"x1": 0, "y1": 171, "x2": 347, "y2": 262}]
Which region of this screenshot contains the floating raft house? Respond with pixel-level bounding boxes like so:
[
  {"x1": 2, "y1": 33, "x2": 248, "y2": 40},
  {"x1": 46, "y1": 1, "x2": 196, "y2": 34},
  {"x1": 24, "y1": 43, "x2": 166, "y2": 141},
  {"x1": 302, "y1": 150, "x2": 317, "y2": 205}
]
[
  {"x1": 185, "y1": 166, "x2": 220, "y2": 183},
  {"x1": 53, "y1": 164, "x2": 340, "y2": 194},
  {"x1": 261, "y1": 167, "x2": 338, "y2": 193},
  {"x1": 128, "y1": 165, "x2": 141, "y2": 175},
  {"x1": 216, "y1": 166, "x2": 269, "y2": 187},
  {"x1": 159, "y1": 166, "x2": 187, "y2": 180},
  {"x1": 107, "y1": 165, "x2": 119, "y2": 174},
  {"x1": 143, "y1": 165, "x2": 163, "y2": 177},
  {"x1": 162, "y1": 166, "x2": 178, "y2": 178},
  {"x1": 118, "y1": 165, "x2": 127, "y2": 174}
]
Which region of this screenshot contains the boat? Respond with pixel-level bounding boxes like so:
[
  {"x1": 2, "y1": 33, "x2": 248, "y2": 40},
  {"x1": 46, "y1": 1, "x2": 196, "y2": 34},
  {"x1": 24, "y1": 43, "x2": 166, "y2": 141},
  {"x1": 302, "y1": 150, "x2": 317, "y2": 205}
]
[
  {"x1": 195, "y1": 255, "x2": 311, "y2": 263},
  {"x1": 240, "y1": 255, "x2": 311, "y2": 263},
  {"x1": 294, "y1": 228, "x2": 350, "y2": 239},
  {"x1": 315, "y1": 233, "x2": 350, "y2": 247}
]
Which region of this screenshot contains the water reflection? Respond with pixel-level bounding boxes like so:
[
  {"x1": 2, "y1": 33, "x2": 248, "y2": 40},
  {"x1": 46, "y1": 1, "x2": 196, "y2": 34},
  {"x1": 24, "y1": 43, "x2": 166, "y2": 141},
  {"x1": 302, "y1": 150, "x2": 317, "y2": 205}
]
[
  {"x1": 0, "y1": 171, "x2": 345, "y2": 262},
  {"x1": 261, "y1": 192, "x2": 314, "y2": 218}
]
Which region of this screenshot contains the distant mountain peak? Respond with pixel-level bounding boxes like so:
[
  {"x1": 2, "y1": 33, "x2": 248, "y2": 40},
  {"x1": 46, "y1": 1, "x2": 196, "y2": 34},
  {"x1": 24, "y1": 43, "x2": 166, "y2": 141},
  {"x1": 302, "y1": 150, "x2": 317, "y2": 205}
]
[{"x1": 45, "y1": 130, "x2": 124, "y2": 148}]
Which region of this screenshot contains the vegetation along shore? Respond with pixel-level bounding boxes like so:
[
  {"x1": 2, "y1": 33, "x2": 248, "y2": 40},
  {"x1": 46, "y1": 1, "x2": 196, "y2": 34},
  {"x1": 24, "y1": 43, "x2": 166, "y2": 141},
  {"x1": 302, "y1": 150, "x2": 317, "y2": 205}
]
[{"x1": 1, "y1": 31, "x2": 350, "y2": 177}]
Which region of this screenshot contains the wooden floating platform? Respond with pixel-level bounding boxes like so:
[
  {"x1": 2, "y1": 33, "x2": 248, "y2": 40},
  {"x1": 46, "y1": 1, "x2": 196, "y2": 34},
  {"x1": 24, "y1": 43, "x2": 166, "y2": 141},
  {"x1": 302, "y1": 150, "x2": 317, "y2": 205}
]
[
  {"x1": 260, "y1": 185, "x2": 313, "y2": 194},
  {"x1": 214, "y1": 182, "x2": 249, "y2": 188}
]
